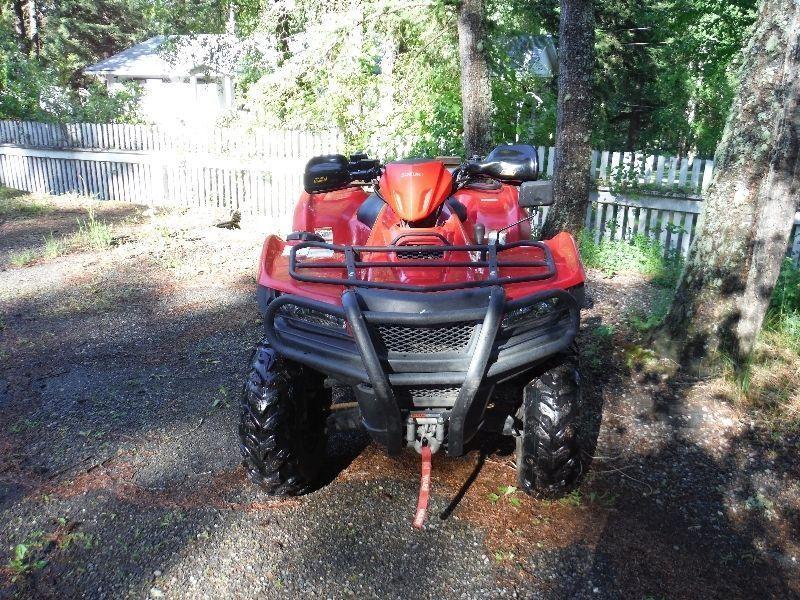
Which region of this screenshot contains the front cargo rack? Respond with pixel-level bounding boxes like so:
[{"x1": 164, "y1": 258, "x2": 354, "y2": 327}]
[{"x1": 288, "y1": 239, "x2": 556, "y2": 292}]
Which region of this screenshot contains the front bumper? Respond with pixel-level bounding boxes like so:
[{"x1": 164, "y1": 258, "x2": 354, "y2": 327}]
[{"x1": 263, "y1": 286, "x2": 580, "y2": 456}]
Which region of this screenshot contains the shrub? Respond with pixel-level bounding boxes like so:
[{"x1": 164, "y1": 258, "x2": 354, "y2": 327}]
[
  {"x1": 764, "y1": 259, "x2": 800, "y2": 353},
  {"x1": 578, "y1": 229, "x2": 683, "y2": 288}
]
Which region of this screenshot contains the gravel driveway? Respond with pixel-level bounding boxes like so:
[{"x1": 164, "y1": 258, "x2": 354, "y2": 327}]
[{"x1": 0, "y1": 196, "x2": 798, "y2": 599}]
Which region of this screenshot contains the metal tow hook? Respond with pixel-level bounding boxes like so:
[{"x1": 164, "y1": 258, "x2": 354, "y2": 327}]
[{"x1": 413, "y1": 440, "x2": 432, "y2": 529}]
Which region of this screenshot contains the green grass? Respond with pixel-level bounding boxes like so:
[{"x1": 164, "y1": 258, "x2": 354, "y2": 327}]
[
  {"x1": 0, "y1": 188, "x2": 51, "y2": 218},
  {"x1": 578, "y1": 230, "x2": 683, "y2": 288},
  {"x1": 765, "y1": 258, "x2": 800, "y2": 353},
  {"x1": 42, "y1": 233, "x2": 66, "y2": 259},
  {"x1": 75, "y1": 207, "x2": 113, "y2": 250},
  {"x1": 628, "y1": 289, "x2": 673, "y2": 332},
  {"x1": 9, "y1": 248, "x2": 39, "y2": 267}
]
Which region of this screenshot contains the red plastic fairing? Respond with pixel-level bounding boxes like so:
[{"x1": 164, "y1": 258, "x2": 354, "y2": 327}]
[
  {"x1": 258, "y1": 166, "x2": 585, "y2": 305},
  {"x1": 258, "y1": 228, "x2": 585, "y2": 307},
  {"x1": 293, "y1": 187, "x2": 372, "y2": 245},
  {"x1": 452, "y1": 182, "x2": 531, "y2": 242},
  {"x1": 379, "y1": 161, "x2": 453, "y2": 222}
]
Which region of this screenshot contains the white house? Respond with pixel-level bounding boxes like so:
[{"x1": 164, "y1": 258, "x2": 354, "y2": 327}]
[{"x1": 84, "y1": 35, "x2": 238, "y2": 125}]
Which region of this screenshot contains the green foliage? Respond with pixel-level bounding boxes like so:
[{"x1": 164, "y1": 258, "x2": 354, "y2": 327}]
[
  {"x1": 1, "y1": 0, "x2": 756, "y2": 155},
  {"x1": 0, "y1": 6, "x2": 143, "y2": 123},
  {"x1": 594, "y1": 324, "x2": 616, "y2": 339},
  {"x1": 487, "y1": 484, "x2": 521, "y2": 508},
  {"x1": 515, "y1": 0, "x2": 757, "y2": 155},
  {"x1": 764, "y1": 259, "x2": 800, "y2": 353},
  {"x1": 10, "y1": 249, "x2": 39, "y2": 267},
  {"x1": 558, "y1": 489, "x2": 582, "y2": 507},
  {"x1": 240, "y1": 1, "x2": 463, "y2": 157},
  {"x1": 770, "y1": 258, "x2": 800, "y2": 316},
  {"x1": 628, "y1": 289, "x2": 673, "y2": 332},
  {"x1": 43, "y1": 233, "x2": 67, "y2": 259},
  {"x1": 8, "y1": 543, "x2": 47, "y2": 581},
  {"x1": 578, "y1": 229, "x2": 683, "y2": 288},
  {"x1": 0, "y1": 0, "x2": 227, "y2": 123}
]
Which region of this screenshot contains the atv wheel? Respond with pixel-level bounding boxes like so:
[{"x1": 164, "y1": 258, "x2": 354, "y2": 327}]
[
  {"x1": 516, "y1": 349, "x2": 582, "y2": 496},
  {"x1": 239, "y1": 341, "x2": 329, "y2": 496}
]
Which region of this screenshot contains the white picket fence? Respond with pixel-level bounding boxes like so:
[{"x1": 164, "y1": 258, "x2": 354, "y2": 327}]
[
  {"x1": 0, "y1": 120, "x2": 798, "y2": 263},
  {"x1": 0, "y1": 120, "x2": 342, "y2": 158}
]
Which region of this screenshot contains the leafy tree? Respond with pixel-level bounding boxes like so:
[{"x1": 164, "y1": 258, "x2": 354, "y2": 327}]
[
  {"x1": 240, "y1": 0, "x2": 464, "y2": 157},
  {"x1": 0, "y1": 0, "x2": 233, "y2": 122},
  {"x1": 42, "y1": 0, "x2": 152, "y2": 85},
  {"x1": 522, "y1": 0, "x2": 757, "y2": 155}
]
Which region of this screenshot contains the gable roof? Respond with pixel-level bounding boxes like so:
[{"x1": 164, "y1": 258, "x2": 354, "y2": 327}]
[{"x1": 84, "y1": 35, "x2": 237, "y2": 79}]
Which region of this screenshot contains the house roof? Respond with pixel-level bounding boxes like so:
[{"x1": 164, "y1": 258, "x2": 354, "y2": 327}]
[{"x1": 84, "y1": 35, "x2": 237, "y2": 79}]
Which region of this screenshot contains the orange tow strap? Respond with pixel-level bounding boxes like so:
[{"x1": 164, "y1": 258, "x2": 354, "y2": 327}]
[{"x1": 413, "y1": 444, "x2": 432, "y2": 529}]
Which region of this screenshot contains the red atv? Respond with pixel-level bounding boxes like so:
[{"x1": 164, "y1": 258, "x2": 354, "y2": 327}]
[{"x1": 240, "y1": 145, "x2": 587, "y2": 501}]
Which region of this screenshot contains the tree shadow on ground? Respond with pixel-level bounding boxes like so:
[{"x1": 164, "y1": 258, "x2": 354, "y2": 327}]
[{"x1": 0, "y1": 208, "x2": 798, "y2": 598}]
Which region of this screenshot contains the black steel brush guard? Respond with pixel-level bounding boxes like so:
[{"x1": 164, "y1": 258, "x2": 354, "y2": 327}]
[{"x1": 288, "y1": 239, "x2": 556, "y2": 292}]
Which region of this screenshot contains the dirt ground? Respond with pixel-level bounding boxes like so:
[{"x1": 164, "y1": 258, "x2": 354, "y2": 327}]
[{"x1": 0, "y1": 191, "x2": 798, "y2": 599}]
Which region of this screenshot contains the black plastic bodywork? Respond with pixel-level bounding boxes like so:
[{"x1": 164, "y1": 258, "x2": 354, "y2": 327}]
[
  {"x1": 465, "y1": 144, "x2": 539, "y2": 183},
  {"x1": 262, "y1": 284, "x2": 580, "y2": 456}
]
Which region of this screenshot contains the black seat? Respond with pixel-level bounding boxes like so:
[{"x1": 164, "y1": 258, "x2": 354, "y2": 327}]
[{"x1": 357, "y1": 193, "x2": 385, "y2": 228}]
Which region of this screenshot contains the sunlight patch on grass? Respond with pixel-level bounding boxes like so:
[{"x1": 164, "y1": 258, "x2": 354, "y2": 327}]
[
  {"x1": 42, "y1": 233, "x2": 67, "y2": 259},
  {"x1": 0, "y1": 188, "x2": 52, "y2": 218}
]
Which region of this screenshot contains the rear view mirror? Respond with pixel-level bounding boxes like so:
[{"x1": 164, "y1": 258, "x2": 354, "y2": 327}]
[{"x1": 518, "y1": 180, "x2": 554, "y2": 207}]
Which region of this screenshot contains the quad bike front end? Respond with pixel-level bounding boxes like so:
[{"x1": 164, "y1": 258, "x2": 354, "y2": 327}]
[
  {"x1": 239, "y1": 146, "x2": 590, "y2": 503},
  {"x1": 261, "y1": 238, "x2": 582, "y2": 458}
]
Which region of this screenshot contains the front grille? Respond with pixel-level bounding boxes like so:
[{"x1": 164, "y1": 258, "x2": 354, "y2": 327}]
[
  {"x1": 376, "y1": 324, "x2": 474, "y2": 353},
  {"x1": 396, "y1": 249, "x2": 444, "y2": 260},
  {"x1": 396, "y1": 385, "x2": 460, "y2": 406}
]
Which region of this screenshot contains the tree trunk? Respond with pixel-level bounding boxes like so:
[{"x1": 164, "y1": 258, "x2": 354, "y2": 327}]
[
  {"x1": 276, "y1": 4, "x2": 290, "y2": 65},
  {"x1": 541, "y1": 0, "x2": 595, "y2": 239},
  {"x1": 664, "y1": 0, "x2": 800, "y2": 365},
  {"x1": 11, "y1": 0, "x2": 31, "y2": 54},
  {"x1": 457, "y1": 0, "x2": 493, "y2": 157},
  {"x1": 28, "y1": 0, "x2": 40, "y2": 55}
]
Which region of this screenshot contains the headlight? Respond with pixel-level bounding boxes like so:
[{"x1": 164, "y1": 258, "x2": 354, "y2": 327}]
[
  {"x1": 278, "y1": 304, "x2": 347, "y2": 330},
  {"x1": 501, "y1": 298, "x2": 559, "y2": 329}
]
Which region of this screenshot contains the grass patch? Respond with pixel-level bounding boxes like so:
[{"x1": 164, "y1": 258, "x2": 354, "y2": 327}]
[
  {"x1": 0, "y1": 188, "x2": 51, "y2": 218},
  {"x1": 583, "y1": 323, "x2": 616, "y2": 373},
  {"x1": 9, "y1": 248, "x2": 39, "y2": 267},
  {"x1": 628, "y1": 288, "x2": 673, "y2": 332},
  {"x1": 578, "y1": 230, "x2": 683, "y2": 288},
  {"x1": 42, "y1": 233, "x2": 67, "y2": 259},
  {"x1": 75, "y1": 207, "x2": 113, "y2": 250},
  {"x1": 764, "y1": 258, "x2": 800, "y2": 353},
  {"x1": 712, "y1": 260, "x2": 800, "y2": 432}
]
